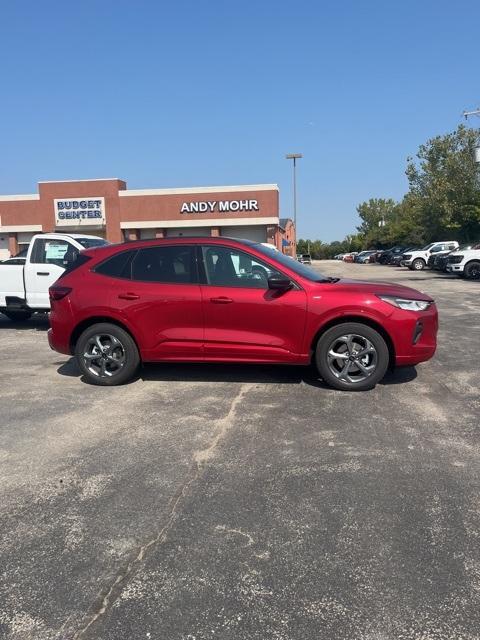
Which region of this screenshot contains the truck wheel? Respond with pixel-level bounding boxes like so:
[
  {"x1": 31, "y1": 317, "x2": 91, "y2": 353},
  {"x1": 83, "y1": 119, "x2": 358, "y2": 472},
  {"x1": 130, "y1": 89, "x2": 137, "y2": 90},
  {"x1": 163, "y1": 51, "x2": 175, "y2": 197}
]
[
  {"x1": 75, "y1": 323, "x2": 140, "y2": 386},
  {"x1": 464, "y1": 261, "x2": 480, "y2": 280},
  {"x1": 412, "y1": 258, "x2": 425, "y2": 271},
  {"x1": 315, "y1": 322, "x2": 389, "y2": 391},
  {"x1": 4, "y1": 310, "x2": 32, "y2": 322}
]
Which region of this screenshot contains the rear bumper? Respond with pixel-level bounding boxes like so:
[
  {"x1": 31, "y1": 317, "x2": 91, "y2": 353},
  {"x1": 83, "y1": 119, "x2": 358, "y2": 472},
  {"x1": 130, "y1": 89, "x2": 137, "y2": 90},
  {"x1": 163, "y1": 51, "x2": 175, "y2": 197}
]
[{"x1": 48, "y1": 327, "x2": 71, "y2": 355}]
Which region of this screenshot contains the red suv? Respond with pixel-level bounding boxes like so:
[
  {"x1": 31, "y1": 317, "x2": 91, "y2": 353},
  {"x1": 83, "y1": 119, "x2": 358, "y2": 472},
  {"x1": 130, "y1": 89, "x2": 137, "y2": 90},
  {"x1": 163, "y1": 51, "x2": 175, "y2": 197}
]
[{"x1": 48, "y1": 238, "x2": 438, "y2": 391}]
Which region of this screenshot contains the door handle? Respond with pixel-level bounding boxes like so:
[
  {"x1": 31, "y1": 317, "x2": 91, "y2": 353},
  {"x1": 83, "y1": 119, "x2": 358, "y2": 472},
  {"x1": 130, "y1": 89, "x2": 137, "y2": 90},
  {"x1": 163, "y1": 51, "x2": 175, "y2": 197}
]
[
  {"x1": 118, "y1": 293, "x2": 140, "y2": 300},
  {"x1": 37, "y1": 271, "x2": 50, "y2": 276},
  {"x1": 210, "y1": 296, "x2": 234, "y2": 304}
]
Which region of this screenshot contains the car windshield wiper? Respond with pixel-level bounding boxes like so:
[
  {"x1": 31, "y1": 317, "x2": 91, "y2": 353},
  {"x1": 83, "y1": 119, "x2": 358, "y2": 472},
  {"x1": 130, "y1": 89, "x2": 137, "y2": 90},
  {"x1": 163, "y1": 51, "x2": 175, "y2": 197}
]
[{"x1": 316, "y1": 277, "x2": 340, "y2": 283}]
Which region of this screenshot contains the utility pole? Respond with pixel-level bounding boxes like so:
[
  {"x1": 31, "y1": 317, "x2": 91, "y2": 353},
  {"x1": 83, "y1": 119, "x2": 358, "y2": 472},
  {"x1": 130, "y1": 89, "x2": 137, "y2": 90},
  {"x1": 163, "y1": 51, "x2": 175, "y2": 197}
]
[{"x1": 285, "y1": 153, "x2": 302, "y2": 252}]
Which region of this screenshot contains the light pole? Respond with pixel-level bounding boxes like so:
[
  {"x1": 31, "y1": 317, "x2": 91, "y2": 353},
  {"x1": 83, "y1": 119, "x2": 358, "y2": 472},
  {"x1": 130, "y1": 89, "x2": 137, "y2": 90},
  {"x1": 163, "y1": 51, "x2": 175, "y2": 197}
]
[
  {"x1": 285, "y1": 153, "x2": 302, "y2": 251},
  {"x1": 463, "y1": 107, "x2": 480, "y2": 178}
]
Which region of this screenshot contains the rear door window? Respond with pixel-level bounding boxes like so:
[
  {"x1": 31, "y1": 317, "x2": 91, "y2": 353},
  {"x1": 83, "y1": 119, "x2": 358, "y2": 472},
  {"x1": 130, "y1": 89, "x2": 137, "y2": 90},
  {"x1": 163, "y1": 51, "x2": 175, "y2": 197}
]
[
  {"x1": 94, "y1": 250, "x2": 136, "y2": 280},
  {"x1": 131, "y1": 245, "x2": 196, "y2": 284}
]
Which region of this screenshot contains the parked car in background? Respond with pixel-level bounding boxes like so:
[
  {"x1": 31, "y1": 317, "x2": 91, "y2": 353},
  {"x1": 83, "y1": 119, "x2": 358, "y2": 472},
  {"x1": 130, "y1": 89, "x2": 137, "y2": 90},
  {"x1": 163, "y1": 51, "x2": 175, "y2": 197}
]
[
  {"x1": 300, "y1": 253, "x2": 312, "y2": 264},
  {"x1": 378, "y1": 246, "x2": 407, "y2": 265},
  {"x1": 428, "y1": 244, "x2": 478, "y2": 271},
  {"x1": 48, "y1": 237, "x2": 438, "y2": 391},
  {"x1": 343, "y1": 253, "x2": 356, "y2": 262},
  {"x1": 390, "y1": 247, "x2": 419, "y2": 266},
  {"x1": 0, "y1": 256, "x2": 27, "y2": 266},
  {"x1": 355, "y1": 251, "x2": 376, "y2": 264},
  {"x1": 371, "y1": 249, "x2": 386, "y2": 263},
  {"x1": 446, "y1": 244, "x2": 480, "y2": 279},
  {"x1": 0, "y1": 233, "x2": 108, "y2": 321},
  {"x1": 401, "y1": 241, "x2": 459, "y2": 271},
  {"x1": 334, "y1": 253, "x2": 346, "y2": 260}
]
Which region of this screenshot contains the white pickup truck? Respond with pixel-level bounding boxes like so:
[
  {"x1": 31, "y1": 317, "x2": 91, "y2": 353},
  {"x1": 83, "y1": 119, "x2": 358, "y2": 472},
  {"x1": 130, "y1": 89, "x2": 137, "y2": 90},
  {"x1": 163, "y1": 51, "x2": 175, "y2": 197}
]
[
  {"x1": 445, "y1": 246, "x2": 480, "y2": 279},
  {"x1": 401, "y1": 241, "x2": 459, "y2": 270},
  {"x1": 0, "y1": 233, "x2": 107, "y2": 321}
]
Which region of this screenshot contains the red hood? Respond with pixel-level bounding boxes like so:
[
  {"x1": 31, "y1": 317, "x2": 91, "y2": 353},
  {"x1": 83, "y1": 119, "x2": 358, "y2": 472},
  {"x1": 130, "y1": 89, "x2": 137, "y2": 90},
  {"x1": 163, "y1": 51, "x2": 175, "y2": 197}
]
[{"x1": 323, "y1": 278, "x2": 434, "y2": 302}]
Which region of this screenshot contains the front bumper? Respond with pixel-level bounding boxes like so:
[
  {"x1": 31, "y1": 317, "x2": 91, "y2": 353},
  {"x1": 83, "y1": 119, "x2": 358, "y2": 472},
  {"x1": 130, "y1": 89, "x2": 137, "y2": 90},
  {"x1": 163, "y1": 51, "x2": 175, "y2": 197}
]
[
  {"x1": 446, "y1": 264, "x2": 464, "y2": 273},
  {"x1": 387, "y1": 304, "x2": 438, "y2": 367}
]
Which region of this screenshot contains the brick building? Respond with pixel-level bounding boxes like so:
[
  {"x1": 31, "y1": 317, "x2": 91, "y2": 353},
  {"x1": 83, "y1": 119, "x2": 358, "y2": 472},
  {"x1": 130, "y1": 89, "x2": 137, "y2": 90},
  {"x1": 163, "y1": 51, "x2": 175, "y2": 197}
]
[{"x1": 0, "y1": 178, "x2": 295, "y2": 260}]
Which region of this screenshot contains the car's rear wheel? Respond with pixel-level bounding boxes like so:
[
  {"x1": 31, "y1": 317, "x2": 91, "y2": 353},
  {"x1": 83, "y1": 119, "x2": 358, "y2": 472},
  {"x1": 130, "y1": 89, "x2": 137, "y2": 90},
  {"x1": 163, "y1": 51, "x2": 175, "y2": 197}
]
[
  {"x1": 4, "y1": 310, "x2": 32, "y2": 322},
  {"x1": 315, "y1": 322, "x2": 389, "y2": 391},
  {"x1": 464, "y1": 261, "x2": 480, "y2": 280},
  {"x1": 411, "y1": 258, "x2": 425, "y2": 271},
  {"x1": 75, "y1": 322, "x2": 140, "y2": 386}
]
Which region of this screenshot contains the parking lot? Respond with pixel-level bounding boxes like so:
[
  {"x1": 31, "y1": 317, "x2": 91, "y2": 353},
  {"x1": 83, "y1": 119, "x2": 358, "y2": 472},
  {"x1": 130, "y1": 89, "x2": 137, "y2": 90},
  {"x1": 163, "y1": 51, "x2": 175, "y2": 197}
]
[{"x1": 0, "y1": 261, "x2": 479, "y2": 640}]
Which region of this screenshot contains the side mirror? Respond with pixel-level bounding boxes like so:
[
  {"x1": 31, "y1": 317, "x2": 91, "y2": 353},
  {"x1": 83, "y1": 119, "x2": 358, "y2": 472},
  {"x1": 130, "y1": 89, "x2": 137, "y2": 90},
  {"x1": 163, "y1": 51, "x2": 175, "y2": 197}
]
[{"x1": 268, "y1": 276, "x2": 293, "y2": 291}]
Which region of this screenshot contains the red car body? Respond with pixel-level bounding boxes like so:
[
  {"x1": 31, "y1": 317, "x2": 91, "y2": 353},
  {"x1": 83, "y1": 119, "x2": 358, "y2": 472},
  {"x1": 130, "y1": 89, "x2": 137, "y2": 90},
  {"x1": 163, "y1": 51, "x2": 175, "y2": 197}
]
[{"x1": 48, "y1": 237, "x2": 437, "y2": 374}]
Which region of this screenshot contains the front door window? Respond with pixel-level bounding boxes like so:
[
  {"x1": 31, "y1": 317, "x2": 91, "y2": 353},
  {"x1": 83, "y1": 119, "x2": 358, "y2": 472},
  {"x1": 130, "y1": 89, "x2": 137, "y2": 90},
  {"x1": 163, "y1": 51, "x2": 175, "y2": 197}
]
[{"x1": 201, "y1": 245, "x2": 282, "y2": 288}]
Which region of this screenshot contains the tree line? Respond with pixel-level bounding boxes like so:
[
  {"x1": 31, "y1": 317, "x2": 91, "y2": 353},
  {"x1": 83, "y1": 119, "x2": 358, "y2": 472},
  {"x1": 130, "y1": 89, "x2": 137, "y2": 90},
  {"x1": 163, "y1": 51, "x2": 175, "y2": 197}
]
[{"x1": 297, "y1": 124, "x2": 480, "y2": 259}]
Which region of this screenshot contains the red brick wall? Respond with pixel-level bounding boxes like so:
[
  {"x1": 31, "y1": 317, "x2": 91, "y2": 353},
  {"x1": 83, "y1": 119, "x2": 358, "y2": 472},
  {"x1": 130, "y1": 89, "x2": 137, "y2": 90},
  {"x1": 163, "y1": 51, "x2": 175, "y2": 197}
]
[{"x1": 0, "y1": 180, "x2": 279, "y2": 246}]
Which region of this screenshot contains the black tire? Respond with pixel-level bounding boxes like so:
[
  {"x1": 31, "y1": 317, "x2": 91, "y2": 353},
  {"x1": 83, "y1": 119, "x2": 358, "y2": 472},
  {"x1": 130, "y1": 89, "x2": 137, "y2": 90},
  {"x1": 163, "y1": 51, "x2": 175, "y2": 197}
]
[
  {"x1": 75, "y1": 322, "x2": 140, "y2": 386},
  {"x1": 4, "y1": 310, "x2": 32, "y2": 322},
  {"x1": 411, "y1": 258, "x2": 425, "y2": 271},
  {"x1": 315, "y1": 322, "x2": 389, "y2": 391},
  {"x1": 464, "y1": 261, "x2": 480, "y2": 280}
]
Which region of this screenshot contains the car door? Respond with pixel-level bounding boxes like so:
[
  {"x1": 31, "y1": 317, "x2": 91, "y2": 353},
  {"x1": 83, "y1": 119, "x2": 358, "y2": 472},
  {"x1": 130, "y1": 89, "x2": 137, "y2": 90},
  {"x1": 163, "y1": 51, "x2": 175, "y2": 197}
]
[
  {"x1": 24, "y1": 237, "x2": 78, "y2": 308},
  {"x1": 199, "y1": 244, "x2": 307, "y2": 362},
  {"x1": 101, "y1": 243, "x2": 204, "y2": 361}
]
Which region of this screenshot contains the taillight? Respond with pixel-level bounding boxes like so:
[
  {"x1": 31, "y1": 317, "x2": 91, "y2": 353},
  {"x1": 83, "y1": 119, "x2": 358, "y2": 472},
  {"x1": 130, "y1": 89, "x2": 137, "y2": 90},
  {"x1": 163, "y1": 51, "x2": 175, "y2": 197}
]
[{"x1": 49, "y1": 286, "x2": 72, "y2": 301}]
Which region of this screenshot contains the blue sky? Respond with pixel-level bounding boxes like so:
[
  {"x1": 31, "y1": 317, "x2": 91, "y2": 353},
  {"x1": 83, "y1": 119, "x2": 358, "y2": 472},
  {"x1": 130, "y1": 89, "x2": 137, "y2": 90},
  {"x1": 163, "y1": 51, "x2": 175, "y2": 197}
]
[{"x1": 0, "y1": 0, "x2": 479, "y2": 241}]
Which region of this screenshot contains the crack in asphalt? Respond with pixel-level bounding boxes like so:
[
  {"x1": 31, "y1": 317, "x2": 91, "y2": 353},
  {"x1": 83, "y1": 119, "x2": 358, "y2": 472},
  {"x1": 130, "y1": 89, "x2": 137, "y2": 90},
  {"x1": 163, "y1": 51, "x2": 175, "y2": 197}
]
[{"x1": 72, "y1": 382, "x2": 254, "y2": 640}]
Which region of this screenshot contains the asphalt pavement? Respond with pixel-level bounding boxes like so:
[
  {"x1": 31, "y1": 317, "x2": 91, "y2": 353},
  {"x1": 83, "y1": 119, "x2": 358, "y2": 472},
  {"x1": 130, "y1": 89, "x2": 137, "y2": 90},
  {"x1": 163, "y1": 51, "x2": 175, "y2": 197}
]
[{"x1": 0, "y1": 262, "x2": 479, "y2": 640}]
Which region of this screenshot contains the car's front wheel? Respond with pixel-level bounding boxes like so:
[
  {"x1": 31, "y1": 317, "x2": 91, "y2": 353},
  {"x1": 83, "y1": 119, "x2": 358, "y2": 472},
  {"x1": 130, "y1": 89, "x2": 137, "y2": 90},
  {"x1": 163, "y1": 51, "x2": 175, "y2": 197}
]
[
  {"x1": 75, "y1": 322, "x2": 140, "y2": 386},
  {"x1": 315, "y1": 322, "x2": 390, "y2": 391},
  {"x1": 464, "y1": 261, "x2": 480, "y2": 280}
]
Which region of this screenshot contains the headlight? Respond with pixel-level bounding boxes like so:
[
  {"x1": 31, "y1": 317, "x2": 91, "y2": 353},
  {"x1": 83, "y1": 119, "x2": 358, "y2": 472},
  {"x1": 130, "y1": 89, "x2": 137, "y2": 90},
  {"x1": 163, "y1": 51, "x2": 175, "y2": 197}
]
[{"x1": 377, "y1": 295, "x2": 432, "y2": 311}]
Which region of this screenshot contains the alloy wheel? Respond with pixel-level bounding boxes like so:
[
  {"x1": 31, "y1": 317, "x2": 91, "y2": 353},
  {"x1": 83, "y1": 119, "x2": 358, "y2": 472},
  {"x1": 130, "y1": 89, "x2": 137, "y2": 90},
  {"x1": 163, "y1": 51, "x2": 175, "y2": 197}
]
[
  {"x1": 82, "y1": 333, "x2": 126, "y2": 378},
  {"x1": 326, "y1": 334, "x2": 378, "y2": 384}
]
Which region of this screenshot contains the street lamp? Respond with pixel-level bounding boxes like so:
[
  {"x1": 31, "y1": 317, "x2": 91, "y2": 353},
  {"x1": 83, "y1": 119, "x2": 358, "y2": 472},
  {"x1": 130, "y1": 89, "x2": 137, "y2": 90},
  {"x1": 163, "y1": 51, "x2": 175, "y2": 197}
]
[{"x1": 285, "y1": 153, "x2": 302, "y2": 243}]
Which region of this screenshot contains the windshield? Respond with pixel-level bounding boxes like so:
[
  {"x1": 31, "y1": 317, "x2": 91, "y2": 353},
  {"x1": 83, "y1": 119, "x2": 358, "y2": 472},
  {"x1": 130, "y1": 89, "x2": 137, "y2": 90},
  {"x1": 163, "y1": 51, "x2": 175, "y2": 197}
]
[
  {"x1": 421, "y1": 243, "x2": 435, "y2": 251},
  {"x1": 251, "y1": 243, "x2": 327, "y2": 281},
  {"x1": 76, "y1": 238, "x2": 109, "y2": 249}
]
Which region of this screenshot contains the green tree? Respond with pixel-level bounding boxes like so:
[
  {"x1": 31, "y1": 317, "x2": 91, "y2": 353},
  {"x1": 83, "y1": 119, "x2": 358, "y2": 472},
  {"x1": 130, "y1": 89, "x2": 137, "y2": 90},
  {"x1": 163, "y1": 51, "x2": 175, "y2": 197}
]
[{"x1": 406, "y1": 124, "x2": 480, "y2": 242}]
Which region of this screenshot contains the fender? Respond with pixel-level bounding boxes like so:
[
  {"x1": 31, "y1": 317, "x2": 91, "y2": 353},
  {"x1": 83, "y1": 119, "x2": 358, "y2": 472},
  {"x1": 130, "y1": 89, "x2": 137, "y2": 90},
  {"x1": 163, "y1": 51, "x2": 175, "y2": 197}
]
[{"x1": 302, "y1": 303, "x2": 395, "y2": 355}]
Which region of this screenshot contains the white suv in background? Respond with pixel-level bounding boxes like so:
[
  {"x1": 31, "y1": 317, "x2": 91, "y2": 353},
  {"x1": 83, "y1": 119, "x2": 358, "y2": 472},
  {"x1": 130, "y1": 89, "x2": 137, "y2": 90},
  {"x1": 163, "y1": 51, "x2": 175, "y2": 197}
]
[
  {"x1": 402, "y1": 241, "x2": 459, "y2": 271},
  {"x1": 445, "y1": 244, "x2": 480, "y2": 279}
]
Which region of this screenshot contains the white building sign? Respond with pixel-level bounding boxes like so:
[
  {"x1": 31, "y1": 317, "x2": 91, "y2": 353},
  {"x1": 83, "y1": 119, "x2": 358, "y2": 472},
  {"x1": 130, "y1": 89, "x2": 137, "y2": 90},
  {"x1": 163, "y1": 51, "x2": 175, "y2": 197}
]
[
  {"x1": 180, "y1": 199, "x2": 259, "y2": 214},
  {"x1": 54, "y1": 197, "x2": 106, "y2": 226}
]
